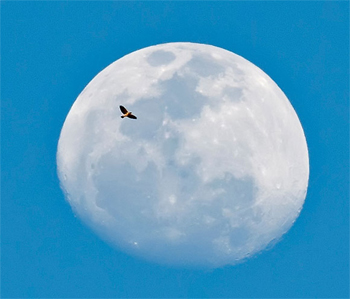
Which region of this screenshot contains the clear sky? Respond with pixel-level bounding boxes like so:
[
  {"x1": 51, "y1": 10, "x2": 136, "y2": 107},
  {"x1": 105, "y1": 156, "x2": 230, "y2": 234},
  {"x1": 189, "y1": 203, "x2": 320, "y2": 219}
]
[{"x1": 2, "y1": 1, "x2": 349, "y2": 298}]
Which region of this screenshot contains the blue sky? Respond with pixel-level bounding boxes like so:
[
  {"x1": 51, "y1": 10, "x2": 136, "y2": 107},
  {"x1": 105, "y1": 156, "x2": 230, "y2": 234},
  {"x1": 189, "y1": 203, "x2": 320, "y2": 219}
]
[{"x1": 1, "y1": 1, "x2": 349, "y2": 298}]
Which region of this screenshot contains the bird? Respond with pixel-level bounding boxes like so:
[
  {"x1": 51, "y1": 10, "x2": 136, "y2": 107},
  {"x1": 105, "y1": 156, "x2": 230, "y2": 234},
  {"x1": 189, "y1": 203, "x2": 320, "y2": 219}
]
[{"x1": 119, "y1": 105, "x2": 137, "y2": 119}]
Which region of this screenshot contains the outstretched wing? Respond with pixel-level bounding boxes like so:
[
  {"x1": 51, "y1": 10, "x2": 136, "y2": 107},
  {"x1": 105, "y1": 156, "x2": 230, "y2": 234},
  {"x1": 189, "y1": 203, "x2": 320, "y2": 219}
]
[
  {"x1": 119, "y1": 105, "x2": 128, "y2": 114},
  {"x1": 128, "y1": 114, "x2": 137, "y2": 119}
]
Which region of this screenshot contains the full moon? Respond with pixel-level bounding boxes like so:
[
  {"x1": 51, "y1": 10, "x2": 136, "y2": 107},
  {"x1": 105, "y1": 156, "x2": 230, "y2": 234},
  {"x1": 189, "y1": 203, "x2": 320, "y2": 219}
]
[{"x1": 57, "y1": 43, "x2": 309, "y2": 268}]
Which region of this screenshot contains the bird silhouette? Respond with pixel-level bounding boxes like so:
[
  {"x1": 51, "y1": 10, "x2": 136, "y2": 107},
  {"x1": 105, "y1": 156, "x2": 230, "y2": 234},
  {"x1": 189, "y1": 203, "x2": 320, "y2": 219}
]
[{"x1": 120, "y1": 105, "x2": 137, "y2": 119}]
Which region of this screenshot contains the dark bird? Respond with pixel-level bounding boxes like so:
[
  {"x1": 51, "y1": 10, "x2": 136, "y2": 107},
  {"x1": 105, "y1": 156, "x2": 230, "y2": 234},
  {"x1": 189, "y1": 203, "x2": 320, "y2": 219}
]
[{"x1": 120, "y1": 105, "x2": 137, "y2": 119}]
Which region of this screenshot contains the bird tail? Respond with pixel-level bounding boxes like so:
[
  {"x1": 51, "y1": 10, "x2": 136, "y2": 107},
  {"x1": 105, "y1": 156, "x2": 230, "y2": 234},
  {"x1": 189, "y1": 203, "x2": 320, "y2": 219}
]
[{"x1": 121, "y1": 116, "x2": 124, "y2": 118}]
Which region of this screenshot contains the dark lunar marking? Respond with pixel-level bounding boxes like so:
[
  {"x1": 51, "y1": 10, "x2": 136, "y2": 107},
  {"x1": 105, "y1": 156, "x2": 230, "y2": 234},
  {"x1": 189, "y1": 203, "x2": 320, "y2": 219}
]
[
  {"x1": 209, "y1": 174, "x2": 257, "y2": 207},
  {"x1": 187, "y1": 53, "x2": 226, "y2": 77},
  {"x1": 223, "y1": 86, "x2": 244, "y2": 102},
  {"x1": 228, "y1": 227, "x2": 250, "y2": 247},
  {"x1": 159, "y1": 73, "x2": 207, "y2": 120},
  {"x1": 94, "y1": 152, "x2": 159, "y2": 230},
  {"x1": 147, "y1": 50, "x2": 176, "y2": 67},
  {"x1": 161, "y1": 134, "x2": 180, "y2": 158},
  {"x1": 120, "y1": 98, "x2": 165, "y2": 140}
]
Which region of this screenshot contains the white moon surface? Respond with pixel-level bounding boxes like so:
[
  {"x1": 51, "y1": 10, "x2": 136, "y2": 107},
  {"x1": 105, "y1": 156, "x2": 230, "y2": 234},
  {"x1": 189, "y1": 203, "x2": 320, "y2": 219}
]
[{"x1": 57, "y1": 43, "x2": 309, "y2": 268}]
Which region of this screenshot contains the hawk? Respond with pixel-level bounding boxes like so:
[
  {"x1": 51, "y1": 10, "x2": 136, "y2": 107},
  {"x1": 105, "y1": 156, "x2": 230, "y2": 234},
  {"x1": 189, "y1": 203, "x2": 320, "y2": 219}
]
[{"x1": 120, "y1": 105, "x2": 137, "y2": 119}]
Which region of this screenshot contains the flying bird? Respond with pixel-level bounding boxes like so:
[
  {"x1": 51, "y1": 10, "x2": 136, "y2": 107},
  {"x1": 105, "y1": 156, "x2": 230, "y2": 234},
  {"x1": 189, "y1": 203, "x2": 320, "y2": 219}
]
[{"x1": 120, "y1": 105, "x2": 137, "y2": 119}]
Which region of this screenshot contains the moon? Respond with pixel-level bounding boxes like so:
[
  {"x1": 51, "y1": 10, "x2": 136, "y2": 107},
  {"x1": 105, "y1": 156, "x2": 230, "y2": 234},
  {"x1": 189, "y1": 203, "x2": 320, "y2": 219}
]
[{"x1": 57, "y1": 43, "x2": 309, "y2": 268}]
